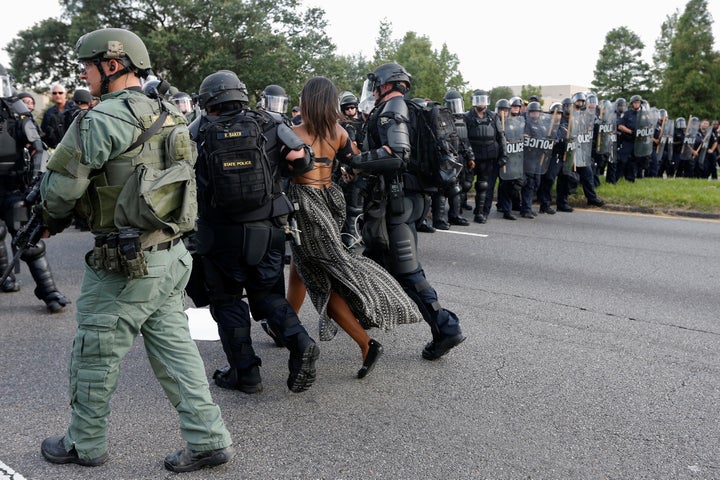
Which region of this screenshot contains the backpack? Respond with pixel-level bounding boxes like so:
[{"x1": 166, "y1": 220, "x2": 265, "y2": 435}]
[
  {"x1": 406, "y1": 100, "x2": 463, "y2": 189},
  {"x1": 0, "y1": 99, "x2": 20, "y2": 176},
  {"x1": 199, "y1": 110, "x2": 275, "y2": 215}
]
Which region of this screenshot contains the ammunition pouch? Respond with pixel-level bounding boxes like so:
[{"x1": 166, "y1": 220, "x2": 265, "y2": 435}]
[{"x1": 92, "y1": 228, "x2": 149, "y2": 279}]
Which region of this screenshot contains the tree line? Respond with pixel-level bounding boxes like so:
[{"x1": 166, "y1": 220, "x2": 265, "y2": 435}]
[{"x1": 5, "y1": 0, "x2": 719, "y2": 119}]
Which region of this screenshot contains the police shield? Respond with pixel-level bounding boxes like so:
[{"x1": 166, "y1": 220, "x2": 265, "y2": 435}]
[
  {"x1": 500, "y1": 115, "x2": 524, "y2": 180},
  {"x1": 696, "y1": 125, "x2": 713, "y2": 173},
  {"x1": 633, "y1": 107, "x2": 657, "y2": 157},
  {"x1": 564, "y1": 109, "x2": 593, "y2": 171},
  {"x1": 679, "y1": 117, "x2": 699, "y2": 162},
  {"x1": 655, "y1": 117, "x2": 674, "y2": 164},
  {"x1": 595, "y1": 100, "x2": 615, "y2": 156},
  {"x1": 523, "y1": 112, "x2": 554, "y2": 175}
]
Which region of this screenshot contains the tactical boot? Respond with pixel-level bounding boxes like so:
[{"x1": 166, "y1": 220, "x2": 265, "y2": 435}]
[
  {"x1": 448, "y1": 216, "x2": 469, "y2": 226},
  {"x1": 213, "y1": 365, "x2": 263, "y2": 394},
  {"x1": 287, "y1": 333, "x2": 320, "y2": 393},
  {"x1": 23, "y1": 245, "x2": 70, "y2": 313},
  {"x1": 422, "y1": 333, "x2": 466, "y2": 360},
  {"x1": 1, "y1": 275, "x2": 20, "y2": 292},
  {"x1": 41, "y1": 436, "x2": 108, "y2": 467},
  {"x1": 164, "y1": 446, "x2": 235, "y2": 472},
  {"x1": 0, "y1": 235, "x2": 20, "y2": 292}
]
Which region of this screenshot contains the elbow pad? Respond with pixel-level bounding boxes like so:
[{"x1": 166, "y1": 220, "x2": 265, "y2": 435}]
[
  {"x1": 282, "y1": 145, "x2": 315, "y2": 177},
  {"x1": 277, "y1": 122, "x2": 306, "y2": 150},
  {"x1": 349, "y1": 148, "x2": 403, "y2": 173},
  {"x1": 381, "y1": 96, "x2": 411, "y2": 161},
  {"x1": 336, "y1": 137, "x2": 354, "y2": 165}
]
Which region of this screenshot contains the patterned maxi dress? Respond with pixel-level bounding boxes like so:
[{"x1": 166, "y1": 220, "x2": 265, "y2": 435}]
[{"x1": 287, "y1": 177, "x2": 422, "y2": 341}]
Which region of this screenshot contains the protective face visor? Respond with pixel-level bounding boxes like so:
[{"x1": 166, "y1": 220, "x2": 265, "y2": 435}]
[
  {"x1": 172, "y1": 96, "x2": 193, "y2": 114},
  {"x1": 262, "y1": 94, "x2": 289, "y2": 114},
  {"x1": 0, "y1": 74, "x2": 12, "y2": 97},
  {"x1": 358, "y1": 78, "x2": 375, "y2": 114},
  {"x1": 445, "y1": 97, "x2": 464, "y2": 114},
  {"x1": 471, "y1": 94, "x2": 489, "y2": 107}
]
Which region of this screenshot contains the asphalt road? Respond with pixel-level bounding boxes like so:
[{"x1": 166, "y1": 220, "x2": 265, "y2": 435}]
[{"x1": 1, "y1": 207, "x2": 719, "y2": 480}]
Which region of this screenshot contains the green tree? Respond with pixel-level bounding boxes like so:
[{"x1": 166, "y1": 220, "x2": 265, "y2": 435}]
[
  {"x1": 592, "y1": 26, "x2": 650, "y2": 100},
  {"x1": 521, "y1": 85, "x2": 542, "y2": 103},
  {"x1": 373, "y1": 19, "x2": 399, "y2": 64},
  {"x1": 369, "y1": 26, "x2": 464, "y2": 102},
  {"x1": 489, "y1": 86, "x2": 513, "y2": 107},
  {"x1": 6, "y1": 18, "x2": 78, "y2": 91},
  {"x1": 649, "y1": 10, "x2": 679, "y2": 107},
  {"x1": 7, "y1": 0, "x2": 342, "y2": 98},
  {"x1": 662, "y1": 0, "x2": 720, "y2": 120}
]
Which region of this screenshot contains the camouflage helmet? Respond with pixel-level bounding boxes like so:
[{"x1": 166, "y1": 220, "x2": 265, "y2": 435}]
[
  {"x1": 75, "y1": 28, "x2": 151, "y2": 70},
  {"x1": 630, "y1": 94, "x2": 642, "y2": 103},
  {"x1": 198, "y1": 70, "x2": 249, "y2": 109}
]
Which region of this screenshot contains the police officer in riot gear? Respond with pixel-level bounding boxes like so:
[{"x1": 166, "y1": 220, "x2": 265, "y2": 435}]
[
  {"x1": 349, "y1": 62, "x2": 465, "y2": 360},
  {"x1": 260, "y1": 84, "x2": 290, "y2": 116},
  {"x1": 337, "y1": 90, "x2": 366, "y2": 249},
  {"x1": 443, "y1": 89, "x2": 474, "y2": 225},
  {"x1": 562, "y1": 93, "x2": 604, "y2": 208},
  {"x1": 190, "y1": 69, "x2": 319, "y2": 394},
  {"x1": 617, "y1": 94, "x2": 644, "y2": 182},
  {"x1": 0, "y1": 63, "x2": 69, "y2": 312},
  {"x1": 171, "y1": 91, "x2": 200, "y2": 123},
  {"x1": 536, "y1": 102, "x2": 563, "y2": 214},
  {"x1": 464, "y1": 90, "x2": 506, "y2": 223}
]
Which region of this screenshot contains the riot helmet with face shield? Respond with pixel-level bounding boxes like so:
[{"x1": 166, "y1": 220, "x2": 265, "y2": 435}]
[
  {"x1": 443, "y1": 89, "x2": 464, "y2": 114},
  {"x1": 171, "y1": 91, "x2": 193, "y2": 114},
  {"x1": 0, "y1": 63, "x2": 13, "y2": 97},
  {"x1": 261, "y1": 84, "x2": 289, "y2": 114},
  {"x1": 471, "y1": 89, "x2": 490, "y2": 109}
]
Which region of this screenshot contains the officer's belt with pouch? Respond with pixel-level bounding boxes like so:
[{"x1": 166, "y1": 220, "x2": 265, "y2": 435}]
[{"x1": 90, "y1": 228, "x2": 180, "y2": 279}]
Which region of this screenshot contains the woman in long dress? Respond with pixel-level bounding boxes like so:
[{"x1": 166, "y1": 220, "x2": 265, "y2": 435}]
[{"x1": 286, "y1": 76, "x2": 422, "y2": 378}]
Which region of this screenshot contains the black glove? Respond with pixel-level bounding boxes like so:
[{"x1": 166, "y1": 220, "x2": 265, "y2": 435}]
[{"x1": 40, "y1": 206, "x2": 73, "y2": 235}]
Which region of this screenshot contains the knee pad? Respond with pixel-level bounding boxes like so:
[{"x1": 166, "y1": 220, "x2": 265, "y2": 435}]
[
  {"x1": 20, "y1": 239, "x2": 45, "y2": 261},
  {"x1": 476, "y1": 180, "x2": 489, "y2": 194}
]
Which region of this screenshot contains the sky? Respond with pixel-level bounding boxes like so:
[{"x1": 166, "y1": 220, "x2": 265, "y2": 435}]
[{"x1": 3, "y1": 0, "x2": 719, "y2": 91}]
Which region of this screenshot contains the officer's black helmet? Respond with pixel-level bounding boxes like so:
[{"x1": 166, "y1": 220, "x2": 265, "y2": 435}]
[
  {"x1": 368, "y1": 62, "x2": 412, "y2": 90},
  {"x1": 495, "y1": 98, "x2": 510, "y2": 111},
  {"x1": 339, "y1": 91, "x2": 359, "y2": 108},
  {"x1": 443, "y1": 89, "x2": 464, "y2": 114},
  {"x1": 527, "y1": 101, "x2": 542, "y2": 113},
  {"x1": 675, "y1": 117, "x2": 686, "y2": 129},
  {"x1": 572, "y1": 92, "x2": 586, "y2": 104},
  {"x1": 261, "y1": 84, "x2": 289, "y2": 113},
  {"x1": 198, "y1": 70, "x2": 249, "y2": 109},
  {"x1": 549, "y1": 102, "x2": 562, "y2": 115}
]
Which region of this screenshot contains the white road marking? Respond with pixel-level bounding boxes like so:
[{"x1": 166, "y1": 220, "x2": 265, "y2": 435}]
[{"x1": 0, "y1": 460, "x2": 27, "y2": 480}]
